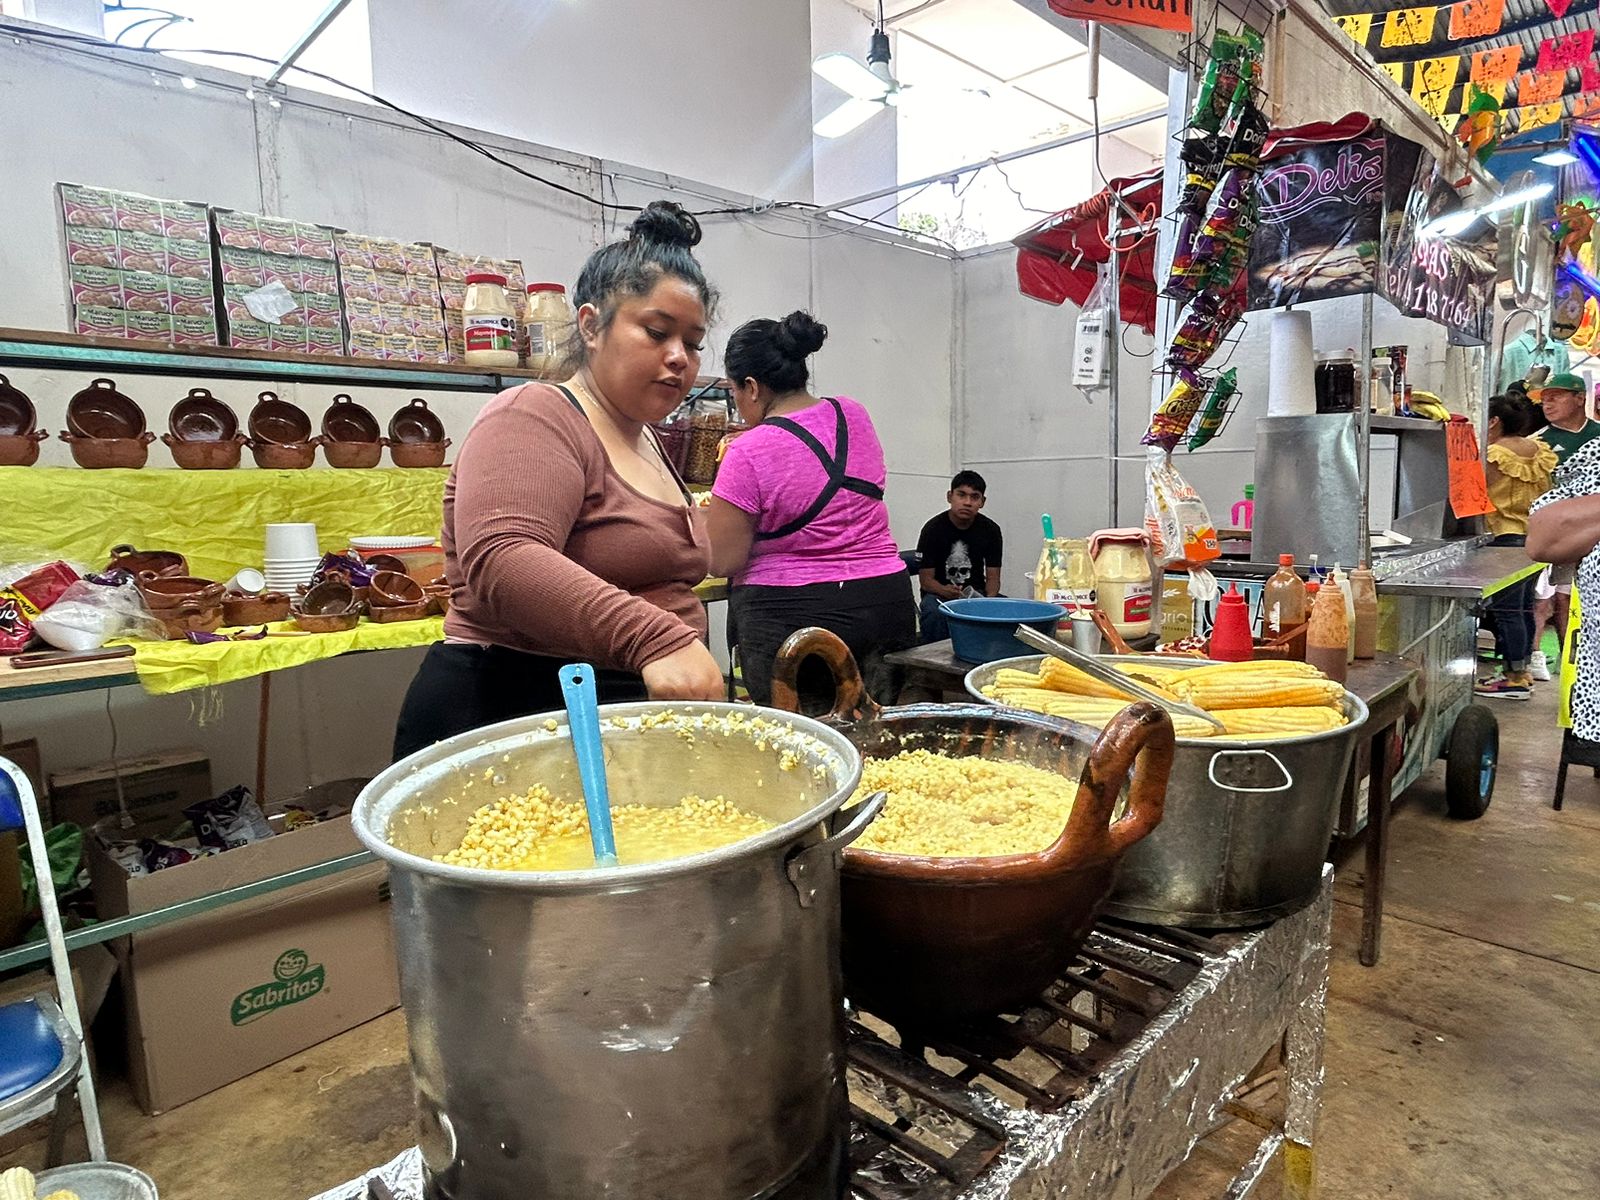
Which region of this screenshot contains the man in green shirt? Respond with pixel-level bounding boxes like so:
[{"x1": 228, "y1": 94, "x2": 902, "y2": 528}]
[{"x1": 1532, "y1": 372, "x2": 1598, "y2": 672}]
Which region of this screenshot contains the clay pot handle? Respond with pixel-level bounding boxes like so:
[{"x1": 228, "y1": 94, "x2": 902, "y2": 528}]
[
  {"x1": 138, "y1": 431, "x2": 156, "y2": 445},
  {"x1": 90, "y1": 377, "x2": 117, "y2": 391},
  {"x1": 769, "y1": 626, "x2": 881, "y2": 723},
  {"x1": 187, "y1": 387, "x2": 213, "y2": 399},
  {"x1": 1091, "y1": 608, "x2": 1135, "y2": 655},
  {"x1": 1052, "y1": 701, "x2": 1174, "y2": 867},
  {"x1": 332, "y1": 393, "x2": 352, "y2": 405},
  {"x1": 109, "y1": 543, "x2": 137, "y2": 558},
  {"x1": 440, "y1": 437, "x2": 452, "y2": 449},
  {"x1": 257, "y1": 390, "x2": 279, "y2": 404},
  {"x1": 407, "y1": 398, "x2": 429, "y2": 410},
  {"x1": 28, "y1": 430, "x2": 47, "y2": 443}
]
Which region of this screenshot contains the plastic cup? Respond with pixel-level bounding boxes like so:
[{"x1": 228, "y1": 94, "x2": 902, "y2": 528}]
[
  {"x1": 264, "y1": 522, "x2": 318, "y2": 560},
  {"x1": 225, "y1": 568, "x2": 266, "y2": 595},
  {"x1": 1068, "y1": 612, "x2": 1101, "y2": 655}
]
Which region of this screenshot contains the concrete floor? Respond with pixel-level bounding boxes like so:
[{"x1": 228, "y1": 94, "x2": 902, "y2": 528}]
[{"x1": 5, "y1": 683, "x2": 1599, "y2": 1198}]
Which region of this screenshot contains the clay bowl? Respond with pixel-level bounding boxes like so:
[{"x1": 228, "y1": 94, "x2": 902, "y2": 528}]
[
  {"x1": 248, "y1": 391, "x2": 313, "y2": 444},
  {"x1": 139, "y1": 575, "x2": 226, "y2": 607},
  {"x1": 107, "y1": 544, "x2": 187, "y2": 579},
  {"x1": 292, "y1": 608, "x2": 361, "y2": 634},
  {"x1": 164, "y1": 433, "x2": 245, "y2": 470},
  {"x1": 323, "y1": 440, "x2": 385, "y2": 469},
  {"x1": 154, "y1": 602, "x2": 224, "y2": 640},
  {"x1": 222, "y1": 591, "x2": 292, "y2": 625},
  {"x1": 364, "y1": 554, "x2": 408, "y2": 575},
  {"x1": 0, "y1": 374, "x2": 37, "y2": 436},
  {"x1": 60, "y1": 431, "x2": 154, "y2": 469},
  {"x1": 0, "y1": 430, "x2": 48, "y2": 467},
  {"x1": 425, "y1": 582, "x2": 450, "y2": 616},
  {"x1": 249, "y1": 438, "x2": 319, "y2": 470},
  {"x1": 321, "y1": 394, "x2": 383, "y2": 443},
  {"x1": 367, "y1": 600, "x2": 431, "y2": 624},
  {"x1": 300, "y1": 577, "x2": 357, "y2": 616},
  {"x1": 388, "y1": 397, "x2": 446, "y2": 444},
  {"x1": 368, "y1": 570, "x2": 424, "y2": 608},
  {"x1": 67, "y1": 378, "x2": 146, "y2": 440},
  {"x1": 168, "y1": 387, "x2": 241, "y2": 442},
  {"x1": 389, "y1": 439, "x2": 450, "y2": 469}
]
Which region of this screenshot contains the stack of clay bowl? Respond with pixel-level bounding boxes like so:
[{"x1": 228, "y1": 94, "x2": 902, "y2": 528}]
[
  {"x1": 320, "y1": 394, "x2": 386, "y2": 469},
  {"x1": 247, "y1": 390, "x2": 319, "y2": 469},
  {"x1": 0, "y1": 374, "x2": 48, "y2": 466},
  {"x1": 292, "y1": 576, "x2": 363, "y2": 633},
  {"x1": 138, "y1": 573, "x2": 225, "y2": 639},
  {"x1": 61, "y1": 377, "x2": 155, "y2": 468},
  {"x1": 162, "y1": 387, "x2": 246, "y2": 470},
  {"x1": 106, "y1": 544, "x2": 187, "y2": 579},
  {"x1": 387, "y1": 398, "x2": 450, "y2": 468},
  {"x1": 367, "y1": 570, "x2": 429, "y2": 623}
]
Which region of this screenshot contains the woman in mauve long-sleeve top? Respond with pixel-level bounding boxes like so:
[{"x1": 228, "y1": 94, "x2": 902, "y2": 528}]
[{"x1": 393, "y1": 203, "x2": 725, "y2": 759}]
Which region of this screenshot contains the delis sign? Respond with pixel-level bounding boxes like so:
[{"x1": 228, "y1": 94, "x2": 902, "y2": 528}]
[{"x1": 1048, "y1": 0, "x2": 1193, "y2": 33}]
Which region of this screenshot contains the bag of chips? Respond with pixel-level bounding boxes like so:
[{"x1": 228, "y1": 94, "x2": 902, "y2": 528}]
[
  {"x1": 184, "y1": 785, "x2": 274, "y2": 852},
  {"x1": 1188, "y1": 368, "x2": 1239, "y2": 451},
  {"x1": 0, "y1": 562, "x2": 80, "y2": 654},
  {"x1": 1142, "y1": 371, "x2": 1206, "y2": 451}
]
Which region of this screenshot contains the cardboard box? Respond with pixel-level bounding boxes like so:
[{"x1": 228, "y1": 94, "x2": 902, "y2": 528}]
[
  {"x1": 88, "y1": 814, "x2": 398, "y2": 1114},
  {"x1": 49, "y1": 750, "x2": 210, "y2": 832}
]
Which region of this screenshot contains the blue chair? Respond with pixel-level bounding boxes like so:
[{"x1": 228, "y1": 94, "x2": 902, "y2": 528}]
[{"x1": 0, "y1": 757, "x2": 106, "y2": 1162}]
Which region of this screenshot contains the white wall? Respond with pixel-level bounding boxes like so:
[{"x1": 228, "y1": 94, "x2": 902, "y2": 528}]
[
  {"x1": 0, "y1": 33, "x2": 953, "y2": 800},
  {"x1": 368, "y1": 0, "x2": 817, "y2": 203}
]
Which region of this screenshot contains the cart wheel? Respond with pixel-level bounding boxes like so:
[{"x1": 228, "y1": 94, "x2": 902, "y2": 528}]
[{"x1": 1445, "y1": 704, "x2": 1497, "y2": 820}]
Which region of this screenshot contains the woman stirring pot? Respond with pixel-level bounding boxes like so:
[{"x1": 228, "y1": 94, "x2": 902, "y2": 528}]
[
  {"x1": 707, "y1": 311, "x2": 915, "y2": 707},
  {"x1": 394, "y1": 202, "x2": 724, "y2": 758}
]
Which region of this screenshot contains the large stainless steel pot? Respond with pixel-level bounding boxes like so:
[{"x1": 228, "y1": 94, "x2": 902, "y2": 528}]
[
  {"x1": 353, "y1": 702, "x2": 878, "y2": 1200},
  {"x1": 966, "y1": 655, "x2": 1369, "y2": 928}
]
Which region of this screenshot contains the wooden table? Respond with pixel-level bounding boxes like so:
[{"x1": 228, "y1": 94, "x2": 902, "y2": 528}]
[{"x1": 882, "y1": 640, "x2": 978, "y2": 703}]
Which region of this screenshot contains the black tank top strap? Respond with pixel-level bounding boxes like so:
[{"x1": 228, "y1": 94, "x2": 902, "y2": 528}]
[{"x1": 756, "y1": 396, "x2": 885, "y2": 541}]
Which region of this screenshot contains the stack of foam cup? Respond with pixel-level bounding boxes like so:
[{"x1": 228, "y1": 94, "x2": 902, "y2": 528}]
[{"x1": 264, "y1": 523, "x2": 319, "y2": 592}]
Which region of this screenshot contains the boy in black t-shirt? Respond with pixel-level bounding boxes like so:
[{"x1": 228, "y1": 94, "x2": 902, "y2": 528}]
[{"x1": 916, "y1": 470, "x2": 1003, "y2": 643}]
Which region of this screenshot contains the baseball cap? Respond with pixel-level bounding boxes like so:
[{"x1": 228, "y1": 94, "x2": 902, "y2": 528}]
[{"x1": 1534, "y1": 372, "x2": 1587, "y2": 399}]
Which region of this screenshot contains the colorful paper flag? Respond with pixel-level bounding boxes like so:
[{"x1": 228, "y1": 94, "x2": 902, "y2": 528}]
[
  {"x1": 1448, "y1": 0, "x2": 1505, "y2": 40},
  {"x1": 1381, "y1": 61, "x2": 1408, "y2": 85},
  {"x1": 1335, "y1": 12, "x2": 1375, "y2": 43},
  {"x1": 1517, "y1": 68, "x2": 1567, "y2": 105},
  {"x1": 1414, "y1": 54, "x2": 1462, "y2": 94},
  {"x1": 1545, "y1": 0, "x2": 1574, "y2": 18},
  {"x1": 1470, "y1": 45, "x2": 1521, "y2": 86},
  {"x1": 1517, "y1": 101, "x2": 1565, "y2": 134},
  {"x1": 1380, "y1": 6, "x2": 1437, "y2": 47},
  {"x1": 1537, "y1": 29, "x2": 1594, "y2": 73}
]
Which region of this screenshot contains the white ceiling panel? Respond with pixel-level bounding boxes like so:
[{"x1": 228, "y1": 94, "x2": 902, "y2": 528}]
[
  {"x1": 897, "y1": 0, "x2": 1084, "y2": 81},
  {"x1": 1013, "y1": 55, "x2": 1165, "y2": 121}
]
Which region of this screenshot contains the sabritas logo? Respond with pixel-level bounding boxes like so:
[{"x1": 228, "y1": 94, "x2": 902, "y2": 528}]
[{"x1": 230, "y1": 948, "x2": 325, "y2": 1026}]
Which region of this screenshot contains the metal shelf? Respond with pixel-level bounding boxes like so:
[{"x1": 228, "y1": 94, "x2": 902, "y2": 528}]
[{"x1": 1368, "y1": 414, "x2": 1445, "y2": 434}]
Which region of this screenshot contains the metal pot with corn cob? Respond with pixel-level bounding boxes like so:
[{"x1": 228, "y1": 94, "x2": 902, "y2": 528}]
[{"x1": 967, "y1": 654, "x2": 1369, "y2": 928}]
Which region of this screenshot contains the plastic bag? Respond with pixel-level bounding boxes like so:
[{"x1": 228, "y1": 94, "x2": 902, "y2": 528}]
[
  {"x1": 0, "y1": 561, "x2": 80, "y2": 654},
  {"x1": 1144, "y1": 448, "x2": 1221, "y2": 567},
  {"x1": 32, "y1": 576, "x2": 167, "y2": 651},
  {"x1": 1073, "y1": 264, "x2": 1111, "y2": 390}
]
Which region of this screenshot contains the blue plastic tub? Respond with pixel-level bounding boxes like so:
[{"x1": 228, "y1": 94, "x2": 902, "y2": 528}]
[{"x1": 939, "y1": 598, "x2": 1063, "y2": 664}]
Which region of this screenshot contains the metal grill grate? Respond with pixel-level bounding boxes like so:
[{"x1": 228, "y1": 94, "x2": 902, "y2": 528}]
[{"x1": 845, "y1": 919, "x2": 1231, "y2": 1198}]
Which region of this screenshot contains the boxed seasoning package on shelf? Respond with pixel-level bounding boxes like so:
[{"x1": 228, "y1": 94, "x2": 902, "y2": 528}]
[
  {"x1": 336, "y1": 232, "x2": 449, "y2": 362},
  {"x1": 57, "y1": 183, "x2": 220, "y2": 345},
  {"x1": 434, "y1": 247, "x2": 527, "y2": 362},
  {"x1": 210, "y1": 207, "x2": 346, "y2": 355}
]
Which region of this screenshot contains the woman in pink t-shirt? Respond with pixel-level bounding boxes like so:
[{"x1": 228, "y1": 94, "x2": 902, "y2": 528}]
[{"x1": 708, "y1": 311, "x2": 915, "y2": 706}]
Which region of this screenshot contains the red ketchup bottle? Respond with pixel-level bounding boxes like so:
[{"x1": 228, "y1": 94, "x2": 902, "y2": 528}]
[{"x1": 1208, "y1": 583, "x2": 1254, "y2": 662}]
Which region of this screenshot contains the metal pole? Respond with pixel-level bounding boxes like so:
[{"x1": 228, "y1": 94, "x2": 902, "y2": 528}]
[
  {"x1": 1358, "y1": 290, "x2": 1374, "y2": 563},
  {"x1": 813, "y1": 107, "x2": 1166, "y2": 216},
  {"x1": 263, "y1": 0, "x2": 354, "y2": 88}
]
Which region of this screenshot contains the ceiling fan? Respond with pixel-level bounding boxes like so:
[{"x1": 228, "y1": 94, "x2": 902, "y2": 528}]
[{"x1": 811, "y1": 3, "x2": 988, "y2": 139}]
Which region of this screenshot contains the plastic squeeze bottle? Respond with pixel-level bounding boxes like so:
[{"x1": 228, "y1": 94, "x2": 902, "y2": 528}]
[
  {"x1": 1306, "y1": 576, "x2": 1349, "y2": 684},
  {"x1": 1263, "y1": 554, "x2": 1307, "y2": 633},
  {"x1": 1330, "y1": 565, "x2": 1357, "y2": 663},
  {"x1": 1208, "y1": 583, "x2": 1254, "y2": 661},
  {"x1": 1351, "y1": 564, "x2": 1379, "y2": 659}
]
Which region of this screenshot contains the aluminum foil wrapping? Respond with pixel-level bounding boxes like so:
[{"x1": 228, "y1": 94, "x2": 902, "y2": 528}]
[{"x1": 309, "y1": 871, "x2": 1332, "y2": 1200}]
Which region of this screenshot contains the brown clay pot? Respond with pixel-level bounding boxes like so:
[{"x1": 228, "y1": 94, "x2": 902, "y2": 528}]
[
  {"x1": 292, "y1": 608, "x2": 361, "y2": 634},
  {"x1": 0, "y1": 430, "x2": 48, "y2": 466},
  {"x1": 168, "y1": 387, "x2": 240, "y2": 442},
  {"x1": 388, "y1": 397, "x2": 446, "y2": 443},
  {"x1": 0, "y1": 374, "x2": 38, "y2": 436},
  {"x1": 60, "y1": 431, "x2": 154, "y2": 469},
  {"x1": 368, "y1": 570, "x2": 425, "y2": 608},
  {"x1": 249, "y1": 438, "x2": 320, "y2": 469},
  {"x1": 67, "y1": 377, "x2": 145, "y2": 439},
  {"x1": 364, "y1": 554, "x2": 408, "y2": 575},
  {"x1": 424, "y1": 583, "x2": 450, "y2": 616},
  {"x1": 107, "y1": 544, "x2": 187, "y2": 579},
  {"x1": 300, "y1": 577, "x2": 357, "y2": 616},
  {"x1": 367, "y1": 600, "x2": 431, "y2": 623},
  {"x1": 247, "y1": 390, "x2": 312, "y2": 444},
  {"x1": 222, "y1": 591, "x2": 292, "y2": 625},
  {"x1": 153, "y1": 602, "x2": 224, "y2": 640},
  {"x1": 164, "y1": 432, "x2": 246, "y2": 470},
  {"x1": 321, "y1": 394, "x2": 383, "y2": 443},
  {"x1": 770, "y1": 628, "x2": 1175, "y2": 1026},
  {"x1": 389, "y1": 439, "x2": 450, "y2": 469},
  {"x1": 322, "y1": 440, "x2": 385, "y2": 469},
  {"x1": 139, "y1": 575, "x2": 226, "y2": 607}
]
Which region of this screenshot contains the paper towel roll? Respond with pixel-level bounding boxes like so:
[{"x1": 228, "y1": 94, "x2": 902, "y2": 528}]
[{"x1": 1267, "y1": 310, "x2": 1316, "y2": 417}]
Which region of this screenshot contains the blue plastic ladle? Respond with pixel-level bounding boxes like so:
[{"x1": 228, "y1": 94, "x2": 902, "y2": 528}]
[{"x1": 558, "y1": 662, "x2": 618, "y2": 867}]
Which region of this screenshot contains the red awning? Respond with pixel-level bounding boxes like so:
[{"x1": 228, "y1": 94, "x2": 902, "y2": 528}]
[{"x1": 1012, "y1": 114, "x2": 1379, "y2": 333}]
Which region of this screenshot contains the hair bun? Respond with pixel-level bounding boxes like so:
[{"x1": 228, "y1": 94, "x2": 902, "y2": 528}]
[
  {"x1": 629, "y1": 201, "x2": 702, "y2": 250},
  {"x1": 774, "y1": 310, "x2": 828, "y2": 359}
]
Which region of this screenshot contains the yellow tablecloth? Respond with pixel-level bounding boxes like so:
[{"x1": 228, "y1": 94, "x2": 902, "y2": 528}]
[
  {"x1": 1, "y1": 466, "x2": 446, "y2": 582},
  {"x1": 113, "y1": 617, "x2": 443, "y2": 695}
]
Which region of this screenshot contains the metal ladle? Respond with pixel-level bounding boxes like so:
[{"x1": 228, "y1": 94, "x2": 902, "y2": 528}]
[{"x1": 1013, "y1": 625, "x2": 1227, "y2": 733}]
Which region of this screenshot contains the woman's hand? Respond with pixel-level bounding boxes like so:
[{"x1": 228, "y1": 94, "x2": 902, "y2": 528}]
[{"x1": 642, "y1": 640, "x2": 725, "y2": 700}]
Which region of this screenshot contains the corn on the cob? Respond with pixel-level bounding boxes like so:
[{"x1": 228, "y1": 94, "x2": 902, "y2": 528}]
[
  {"x1": 1173, "y1": 677, "x2": 1345, "y2": 711},
  {"x1": 1175, "y1": 659, "x2": 1327, "y2": 683},
  {"x1": 41, "y1": 1191, "x2": 83, "y2": 1200},
  {"x1": 0, "y1": 1167, "x2": 35, "y2": 1200},
  {"x1": 1038, "y1": 657, "x2": 1178, "y2": 701},
  {"x1": 1115, "y1": 662, "x2": 1185, "y2": 687},
  {"x1": 992, "y1": 667, "x2": 1045, "y2": 690},
  {"x1": 1216, "y1": 706, "x2": 1348, "y2": 735}
]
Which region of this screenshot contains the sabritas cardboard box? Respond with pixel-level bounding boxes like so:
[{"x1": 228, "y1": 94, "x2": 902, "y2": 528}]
[{"x1": 88, "y1": 814, "x2": 399, "y2": 1114}]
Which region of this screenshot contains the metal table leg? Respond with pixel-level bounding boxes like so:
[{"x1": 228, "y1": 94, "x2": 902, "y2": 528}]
[{"x1": 1360, "y1": 724, "x2": 1397, "y2": 967}]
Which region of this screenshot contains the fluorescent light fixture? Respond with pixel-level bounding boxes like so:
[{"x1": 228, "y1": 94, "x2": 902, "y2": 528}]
[
  {"x1": 1420, "y1": 182, "x2": 1553, "y2": 237},
  {"x1": 1533, "y1": 149, "x2": 1579, "y2": 166},
  {"x1": 814, "y1": 98, "x2": 882, "y2": 139},
  {"x1": 180, "y1": 75, "x2": 197, "y2": 89},
  {"x1": 813, "y1": 52, "x2": 890, "y2": 102}
]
